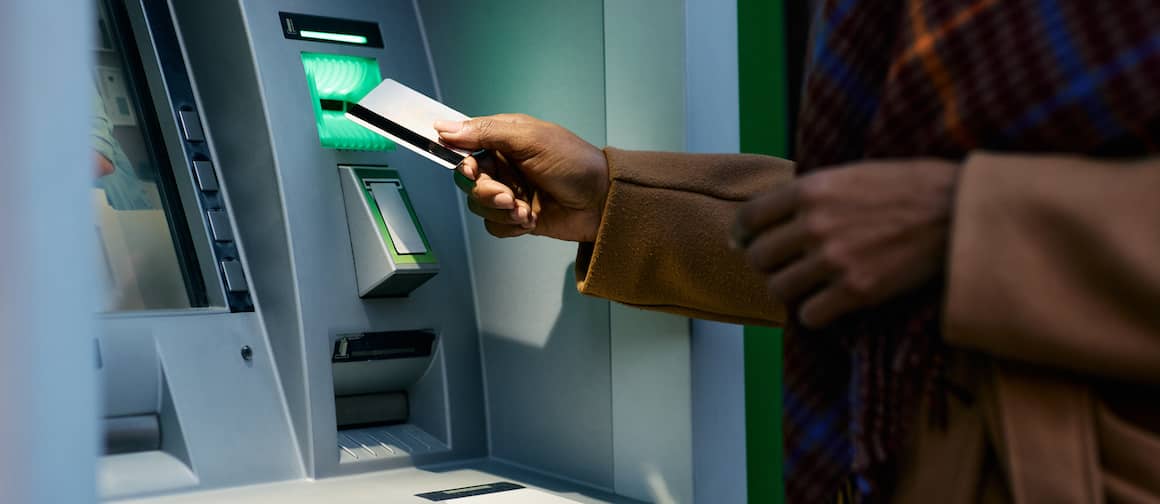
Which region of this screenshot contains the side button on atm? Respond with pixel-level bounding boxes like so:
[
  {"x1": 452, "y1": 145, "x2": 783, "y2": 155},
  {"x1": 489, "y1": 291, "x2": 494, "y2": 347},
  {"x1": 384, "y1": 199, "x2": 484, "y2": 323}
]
[
  {"x1": 220, "y1": 260, "x2": 248, "y2": 293},
  {"x1": 178, "y1": 109, "x2": 206, "y2": 142},
  {"x1": 207, "y1": 210, "x2": 234, "y2": 242},
  {"x1": 192, "y1": 160, "x2": 219, "y2": 191}
]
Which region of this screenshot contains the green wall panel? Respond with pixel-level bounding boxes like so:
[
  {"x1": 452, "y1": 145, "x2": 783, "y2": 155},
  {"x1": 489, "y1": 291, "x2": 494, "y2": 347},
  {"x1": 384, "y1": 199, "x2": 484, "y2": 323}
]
[
  {"x1": 739, "y1": 0, "x2": 788, "y2": 503},
  {"x1": 739, "y1": 1, "x2": 789, "y2": 158}
]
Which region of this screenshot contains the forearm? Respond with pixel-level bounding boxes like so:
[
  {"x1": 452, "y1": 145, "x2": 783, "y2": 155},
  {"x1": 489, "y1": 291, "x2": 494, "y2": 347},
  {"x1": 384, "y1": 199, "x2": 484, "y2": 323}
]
[
  {"x1": 944, "y1": 152, "x2": 1160, "y2": 383},
  {"x1": 575, "y1": 148, "x2": 795, "y2": 326}
]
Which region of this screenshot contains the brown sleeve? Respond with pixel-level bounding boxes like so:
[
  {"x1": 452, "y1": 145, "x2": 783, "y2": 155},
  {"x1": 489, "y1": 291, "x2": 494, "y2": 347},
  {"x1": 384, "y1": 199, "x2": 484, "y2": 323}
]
[
  {"x1": 574, "y1": 147, "x2": 794, "y2": 327},
  {"x1": 944, "y1": 152, "x2": 1160, "y2": 383}
]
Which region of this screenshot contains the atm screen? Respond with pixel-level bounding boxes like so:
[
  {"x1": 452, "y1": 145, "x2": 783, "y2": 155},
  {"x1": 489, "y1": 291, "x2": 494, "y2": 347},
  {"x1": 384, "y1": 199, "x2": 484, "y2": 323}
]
[{"x1": 94, "y1": 0, "x2": 209, "y2": 311}]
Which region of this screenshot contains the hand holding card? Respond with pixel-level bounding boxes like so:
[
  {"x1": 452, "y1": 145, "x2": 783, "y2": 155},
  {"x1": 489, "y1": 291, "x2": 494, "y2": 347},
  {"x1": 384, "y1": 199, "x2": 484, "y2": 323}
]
[
  {"x1": 347, "y1": 79, "x2": 610, "y2": 243},
  {"x1": 434, "y1": 114, "x2": 611, "y2": 243}
]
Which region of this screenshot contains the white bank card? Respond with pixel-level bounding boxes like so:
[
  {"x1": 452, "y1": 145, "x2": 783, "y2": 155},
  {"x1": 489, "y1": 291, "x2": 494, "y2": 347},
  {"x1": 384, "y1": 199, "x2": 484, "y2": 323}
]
[{"x1": 346, "y1": 79, "x2": 473, "y2": 169}]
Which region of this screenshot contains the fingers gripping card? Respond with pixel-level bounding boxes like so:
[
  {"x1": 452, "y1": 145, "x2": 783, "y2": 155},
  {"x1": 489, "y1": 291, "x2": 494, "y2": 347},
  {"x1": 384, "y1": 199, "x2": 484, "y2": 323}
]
[{"x1": 346, "y1": 79, "x2": 474, "y2": 169}]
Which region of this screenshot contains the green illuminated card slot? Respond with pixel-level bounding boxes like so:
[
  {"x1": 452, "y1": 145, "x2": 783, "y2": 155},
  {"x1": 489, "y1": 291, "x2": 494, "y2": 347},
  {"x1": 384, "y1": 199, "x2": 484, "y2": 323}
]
[{"x1": 301, "y1": 52, "x2": 394, "y2": 151}]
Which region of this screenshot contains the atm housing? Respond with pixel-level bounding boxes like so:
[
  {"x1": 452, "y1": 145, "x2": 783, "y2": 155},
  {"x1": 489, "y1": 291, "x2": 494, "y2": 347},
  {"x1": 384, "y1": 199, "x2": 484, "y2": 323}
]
[{"x1": 97, "y1": 0, "x2": 700, "y2": 503}]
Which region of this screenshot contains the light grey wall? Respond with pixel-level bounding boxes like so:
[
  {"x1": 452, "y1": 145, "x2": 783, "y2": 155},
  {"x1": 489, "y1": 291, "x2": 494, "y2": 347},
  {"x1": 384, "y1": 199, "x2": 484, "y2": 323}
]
[
  {"x1": 685, "y1": 0, "x2": 741, "y2": 152},
  {"x1": 684, "y1": 0, "x2": 749, "y2": 502},
  {"x1": 417, "y1": 0, "x2": 617, "y2": 491},
  {"x1": 0, "y1": 1, "x2": 100, "y2": 503},
  {"x1": 603, "y1": 1, "x2": 694, "y2": 503}
]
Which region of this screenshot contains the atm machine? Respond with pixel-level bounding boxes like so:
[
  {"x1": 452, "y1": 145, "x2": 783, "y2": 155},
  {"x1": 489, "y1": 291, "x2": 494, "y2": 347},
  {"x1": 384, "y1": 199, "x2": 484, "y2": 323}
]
[{"x1": 96, "y1": 0, "x2": 730, "y2": 503}]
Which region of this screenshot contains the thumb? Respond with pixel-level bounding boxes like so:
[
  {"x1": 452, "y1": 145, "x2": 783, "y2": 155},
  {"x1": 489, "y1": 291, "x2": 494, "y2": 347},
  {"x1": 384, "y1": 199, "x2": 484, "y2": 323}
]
[{"x1": 435, "y1": 115, "x2": 538, "y2": 153}]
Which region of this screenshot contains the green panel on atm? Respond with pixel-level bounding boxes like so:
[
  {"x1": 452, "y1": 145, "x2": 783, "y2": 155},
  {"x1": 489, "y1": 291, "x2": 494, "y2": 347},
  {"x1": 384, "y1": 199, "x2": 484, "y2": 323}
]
[
  {"x1": 301, "y1": 52, "x2": 395, "y2": 151},
  {"x1": 338, "y1": 165, "x2": 438, "y2": 298},
  {"x1": 352, "y1": 167, "x2": 437, "y2": 266}
]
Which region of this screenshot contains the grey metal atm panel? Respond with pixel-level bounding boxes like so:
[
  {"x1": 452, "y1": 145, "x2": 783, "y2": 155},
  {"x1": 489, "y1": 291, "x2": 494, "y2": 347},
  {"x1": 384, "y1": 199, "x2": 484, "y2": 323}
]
[
  {"x1": 98, "y1": 312, "x2": 302, "y2": 499},
  {"x1": 420, "y1": 0, "x2": 620, "y2": 492},
  {"x1": 173, "y1": 0, "x2": 486, "y2": 480}
]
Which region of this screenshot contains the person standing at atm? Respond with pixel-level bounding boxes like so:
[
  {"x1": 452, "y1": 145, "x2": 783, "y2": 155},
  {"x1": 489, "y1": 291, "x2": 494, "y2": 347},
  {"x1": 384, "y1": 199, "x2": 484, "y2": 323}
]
[
  {"x1": 434, "y1": 0, "x2": 1160, "y2": 502},
  {"x1": 92, "y1": 78, "x2": 154, "y2": 210}
]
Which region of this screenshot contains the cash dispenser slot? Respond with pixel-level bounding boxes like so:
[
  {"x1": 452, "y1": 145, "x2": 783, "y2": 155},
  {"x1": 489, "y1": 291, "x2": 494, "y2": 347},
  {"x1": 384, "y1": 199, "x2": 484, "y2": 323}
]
[
  {"x1": 332, "y1": 330, "x2": 433, "y2": 427},
  {"x1": 105, "y1": 414, "x2": 162, "y2": 455},
  {"x1": 338, "y1": 165, "x2": 438, "y2": 297},
  {"x1": 331, "y1": 330, "x2": 448, "y2": 463}
]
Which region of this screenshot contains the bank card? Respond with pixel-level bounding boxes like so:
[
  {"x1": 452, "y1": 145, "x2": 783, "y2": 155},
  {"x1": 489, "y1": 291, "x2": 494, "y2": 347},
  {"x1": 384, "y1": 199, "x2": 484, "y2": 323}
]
[{"x1": 346, "y1": 78, "x2": 474, "y2": 169}]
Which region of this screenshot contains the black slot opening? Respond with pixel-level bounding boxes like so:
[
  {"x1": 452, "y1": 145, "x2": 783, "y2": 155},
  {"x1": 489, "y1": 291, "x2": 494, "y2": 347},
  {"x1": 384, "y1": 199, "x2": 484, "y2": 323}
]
[
  {"x1": 319, "y1": 99, "x2": 347, "y2": 112},
  {"x1": 333, "y1": 330, "x2": 435, "y2": 362}
]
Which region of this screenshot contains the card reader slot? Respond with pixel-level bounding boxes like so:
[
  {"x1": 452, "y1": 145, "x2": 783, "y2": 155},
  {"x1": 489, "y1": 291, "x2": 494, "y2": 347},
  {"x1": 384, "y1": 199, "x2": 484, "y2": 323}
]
[{"x1": 319, "y1": 98, "x2": 347, "y2": 112}]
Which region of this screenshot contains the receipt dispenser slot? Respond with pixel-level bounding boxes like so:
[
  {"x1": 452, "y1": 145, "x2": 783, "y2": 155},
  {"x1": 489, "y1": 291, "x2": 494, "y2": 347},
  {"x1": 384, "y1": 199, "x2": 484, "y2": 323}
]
[
  {"x1": 368, "y1": 182, "x2": 427, "y2": 255},
  {"x1": 338, "y1": 165, "x2": 438, "y2": 297}
]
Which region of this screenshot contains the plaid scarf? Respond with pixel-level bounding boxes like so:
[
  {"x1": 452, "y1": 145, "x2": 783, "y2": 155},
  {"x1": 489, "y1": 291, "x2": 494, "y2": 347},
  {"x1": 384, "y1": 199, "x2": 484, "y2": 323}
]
[{"x1": 785, "y1": 0, "x2": 1160, "y2": 502}]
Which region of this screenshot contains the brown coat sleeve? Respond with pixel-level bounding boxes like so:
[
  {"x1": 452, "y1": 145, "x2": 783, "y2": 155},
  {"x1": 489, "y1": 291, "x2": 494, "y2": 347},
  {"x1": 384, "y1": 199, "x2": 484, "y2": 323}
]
[
  {"x1": 574, "y1": 147, "x2": 795, "y2": 327},
  {"x1": 944, "y1": 152, "x2": 1160, "y2": 383}
]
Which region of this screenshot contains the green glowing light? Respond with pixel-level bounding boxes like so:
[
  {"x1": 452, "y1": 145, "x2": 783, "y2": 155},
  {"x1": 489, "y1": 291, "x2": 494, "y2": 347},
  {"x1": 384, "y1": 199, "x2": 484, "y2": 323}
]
[
  {"x1": 301, "y1": 53, "x2": 394, "y2": 151},
  {"x1": 299, "y1": 30, "x2": 368, "y2": 45}
]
